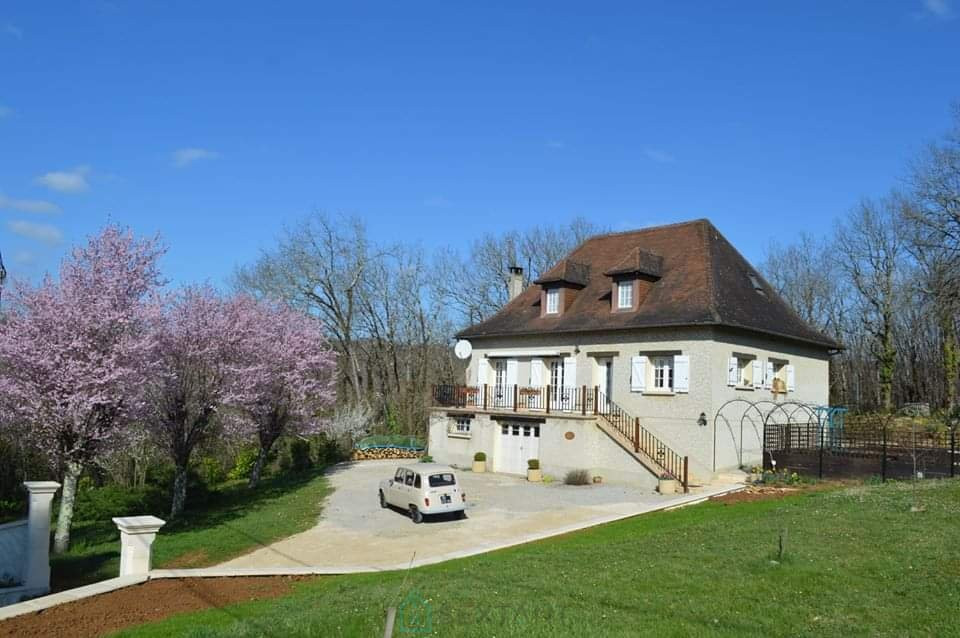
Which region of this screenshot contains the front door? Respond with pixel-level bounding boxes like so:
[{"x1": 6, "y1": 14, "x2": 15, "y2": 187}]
[{"x1": 596, "y1": 358, "x2": 613, "y2": 414}]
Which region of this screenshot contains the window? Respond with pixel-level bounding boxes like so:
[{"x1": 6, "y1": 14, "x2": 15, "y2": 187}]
[
  {"x1": 428, "y1": 473, "x2": 457, "y2": 487},
  {"x1": 454, "y1": 417, "x2": 471, "y2": 434},
  {"x1": 545, "y1": 288, "x2": 559, "y2": 314},
  {"x1": 404, "y1": 470, "x2": 415, "y2": 486},
  {"x1": 652, "y1": 356, "x2": 673, "y2": 390},
  {"x1": 549, "y1": 360, "x2": 564, "y2": 387},
  {"x1": 617, "y1": 281, "x2": 633, "y2": 309},
  {"x1": 395, "y1": 468, "x2": 406, "y2": 482},
  {"x1": 414, "y1": 474, "x2": 421, "y2": 489}
]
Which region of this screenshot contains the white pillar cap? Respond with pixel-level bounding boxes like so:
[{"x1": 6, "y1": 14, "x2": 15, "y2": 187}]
[
  {"x1": 23, "y1": 481, "x2": 61, "y2": 494},
  {"x1": 112, "y1": 516, "x2": 166, "y2": 534}
]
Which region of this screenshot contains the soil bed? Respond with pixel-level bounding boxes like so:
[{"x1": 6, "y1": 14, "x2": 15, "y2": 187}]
[{"x1": 0, "y1": 576, "x2": 314, "y2": 638}]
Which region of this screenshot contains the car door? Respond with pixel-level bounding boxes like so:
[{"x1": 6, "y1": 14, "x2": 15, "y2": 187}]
[{"x1": 388, "y1": 467, "x2": 406, "y2": 506}]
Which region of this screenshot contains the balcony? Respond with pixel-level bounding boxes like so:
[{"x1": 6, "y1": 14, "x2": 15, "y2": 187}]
[{"x1": 432, "y1": 384, "x2": 609, "y2": 416}]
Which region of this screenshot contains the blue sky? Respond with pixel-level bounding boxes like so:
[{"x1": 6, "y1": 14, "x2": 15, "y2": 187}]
[{"x1": 1, "y1": 1, "x2": 958, "y2": 286}]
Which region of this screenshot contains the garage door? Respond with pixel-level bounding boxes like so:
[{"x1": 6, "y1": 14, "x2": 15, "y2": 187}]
[{"x1": 496, "y1": 423, "x2": 540, "y2": 474}]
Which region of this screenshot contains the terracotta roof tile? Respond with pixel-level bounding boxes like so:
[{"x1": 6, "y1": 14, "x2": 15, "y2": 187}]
[{"x1": 457, "y1": 219, "x2": 839, "y2": 349}]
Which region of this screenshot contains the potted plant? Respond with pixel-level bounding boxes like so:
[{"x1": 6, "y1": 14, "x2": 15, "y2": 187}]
[
  {"x1": 658, "y1": 472, "x2": 677, "y2": 494},
  {"x1": 526, "y1": 458, "x2": 542, "y2": 482},
  {"x1": 748, "y1": 464, "x2": 763, "y2": 483},
  {"x1": 472, "y1": 451, "x2": 487, "y2": 473},
  {"x1": 592, "y1": 475, "x2": 603, "y2": 484}
]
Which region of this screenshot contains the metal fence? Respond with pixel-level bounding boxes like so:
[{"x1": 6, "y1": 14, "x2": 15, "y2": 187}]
[{"x1": 764, "y1": 421, "x2": 958, "y2": 481}]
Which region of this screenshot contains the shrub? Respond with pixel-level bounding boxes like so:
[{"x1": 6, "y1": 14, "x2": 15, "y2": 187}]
[
  {"x1": 198, "y1": 456, "x2": 227, "y2": 486},
  {"x1": 228, "y1": 448, "x2": 259, "y2": 481},
  {"x1": 288, "y1": 439, "x2": 313, "y2": 474},
  {"x1": 527, "y1": 459, "x2": 540, "y2": 470},
  {"x1": 419, "y1": 454, "x2": 434, "y2": 463},
  {"x1": 314, "y1": 434, "x2": 346, "y2": 467},
  {"x1": 72, "y1": 483, "x2": 167, "y2": 522},
  {"x1": 474, "y1": 452, "x2": 487, "y2": 462},
  {"x1": 564, "y1": 469, "x2": 591, "y2": 485}
]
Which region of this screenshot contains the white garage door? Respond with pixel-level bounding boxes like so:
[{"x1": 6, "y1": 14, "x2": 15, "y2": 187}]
[{"x1": 497, "y1": 422, "x2": 541, "y2": 474}]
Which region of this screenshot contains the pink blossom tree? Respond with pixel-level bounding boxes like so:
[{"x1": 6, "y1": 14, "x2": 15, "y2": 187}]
[
  {"x1": 0, "y1": 226, "x2": 164, "y2": 553},
  {"x1": 143, "y1": 285, "x2": 252, "y2": 518},
  {"x1": 229, "y1": 296, "x2": 337, "y2": 488}
]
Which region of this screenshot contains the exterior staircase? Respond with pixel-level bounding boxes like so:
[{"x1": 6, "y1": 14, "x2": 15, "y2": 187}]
[{"x1": 594, "y1": 391, "x2": 692, "y2": 491}]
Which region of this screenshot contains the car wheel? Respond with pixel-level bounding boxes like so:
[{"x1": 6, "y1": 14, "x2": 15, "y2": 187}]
[
  {"x1": 410, "y1": 506, "x2": 423, "y2": 524},
  {"x1": 379, "y1": 491, "x2": 387, "y2": 509}
]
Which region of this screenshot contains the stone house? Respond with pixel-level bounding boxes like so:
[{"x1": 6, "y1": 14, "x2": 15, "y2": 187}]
[{"x1": 429, "y1": 219, "x2": 839, "y2": 489}]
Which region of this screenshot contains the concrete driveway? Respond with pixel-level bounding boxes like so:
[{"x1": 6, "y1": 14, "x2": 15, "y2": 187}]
[{"x1": 218, "y1": 460, "x2": 740, "y2": 570}]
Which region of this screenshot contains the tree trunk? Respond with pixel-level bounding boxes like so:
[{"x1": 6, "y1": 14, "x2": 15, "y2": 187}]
[
  {"x1": 53, "y1": 461, "x2": 82, "y2": 555},
  {"x1": 940, "y1": 307, "x2": 958, "y2": 410},
  {"x1": 879, "y1": 312, "x2": 896, "y2": 411},
  {"x1": 170, "y1": 462, "x2": 188, "y2": 519},
  {"x1": 248, "y1": 436, "x2": 278, "y2": 489}
]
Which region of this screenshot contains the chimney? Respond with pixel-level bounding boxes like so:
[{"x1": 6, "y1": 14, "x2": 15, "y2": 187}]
[{"x1": 508, "y1": 266, "x2": 524, "y2": 301}]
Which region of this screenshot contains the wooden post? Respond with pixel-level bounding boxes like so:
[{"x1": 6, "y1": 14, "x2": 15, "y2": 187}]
[
  {"x1": 482, "y1": 384, "x2": 488, "y2": 411},
  {"x1": 634, "y1": 417, "x2": 640, "y2": 453},
  {"x1": 593, "y1": 386, "x2": 598, "y2": 415},
  {"x1": 682, "y1": 457, "x2": 689, "y2": 493},
  {"x1": 513, "y1": 385, "x2": 518, "y2": 412},
  {"x1": 581, "y1": 385, "x2": 587, "y2": 415},
  {"x1": 546, "y1": 385, "x2": 551, "y2": 414}
]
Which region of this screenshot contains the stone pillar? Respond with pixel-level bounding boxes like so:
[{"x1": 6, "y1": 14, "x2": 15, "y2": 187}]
[
  {"x1": 112, "y1": 516, "x2": 166, "y2": 577},
  {"x1": 22, "y1": 481, "x2": 61, "y2": 594}
]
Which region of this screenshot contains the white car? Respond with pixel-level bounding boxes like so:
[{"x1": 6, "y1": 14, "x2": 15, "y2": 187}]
[{"x1": 379, "y1": 463, "x2": 466, "y2": 523}]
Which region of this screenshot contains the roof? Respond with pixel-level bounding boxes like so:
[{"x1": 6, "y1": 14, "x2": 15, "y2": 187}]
[
  {"x1": 458, "y1": 219, "x2": 840, "y2": 350},
  {"x1": 398, "y1": 463, "x2": 457, "y2": 474},
  {"x1": 533, "y1": 259, "x2": 591, "y2": 287}
]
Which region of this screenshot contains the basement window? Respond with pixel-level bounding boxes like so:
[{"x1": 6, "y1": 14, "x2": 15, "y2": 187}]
[{"x1": 448, "y1": 416, "x2": 472, "y2": 438}]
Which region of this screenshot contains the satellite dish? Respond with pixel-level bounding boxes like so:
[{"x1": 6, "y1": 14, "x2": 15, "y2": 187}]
[{"x1": 454, "y1": 340, "x2": 473, "y2": 360}]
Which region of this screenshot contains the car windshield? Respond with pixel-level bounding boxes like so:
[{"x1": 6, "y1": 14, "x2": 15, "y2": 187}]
[{"x1": 428, "y1": 473, "x2": 456, "y2": 487}]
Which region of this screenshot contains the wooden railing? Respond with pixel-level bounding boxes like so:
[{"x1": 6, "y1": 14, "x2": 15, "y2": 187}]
[
  {"x1": 432, "y1": 384, "x2": 688, "y2": 491},
  {"x1": 594, "y1": 391, "x2": 687, "y2": 489}
]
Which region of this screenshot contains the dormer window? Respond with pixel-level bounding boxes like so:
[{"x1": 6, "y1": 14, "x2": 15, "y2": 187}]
[
  {"x1": 545, "y1": 288, "x2": 559, "y2": 314},
  {"x1": 617, "y1": 281, "x2": 633, "y2": 309}
]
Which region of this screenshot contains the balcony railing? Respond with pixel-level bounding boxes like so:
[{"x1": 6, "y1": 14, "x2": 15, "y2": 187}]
[{"x1": 432, "y1": 384, "x2": 598, "y2": 415}]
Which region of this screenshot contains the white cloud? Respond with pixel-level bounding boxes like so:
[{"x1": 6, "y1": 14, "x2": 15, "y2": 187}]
[
  {"x1": 7, "y1": 220, "x2": 63, "y2": 245},
  {"x1": 172, "y1": 147, "x2": 220, "y2": 168},
  {"x1": 0, "y1": 193, "x2": 60, "y2": 214},
  {"x1": 2, "y1": 23, "x2": 22, "y2": 39},
  {"x1": 11, "y1": 250, "x2": 36, "y2": 267},
  {"x1": 643, "y1": 148, "x2": 676, "y2": 164},
  {"x1": 34, "y1": 166, "x2": 91, "y2": 193},
  {"x1": 919, "y1": 0, "x2": 954, "y2": 18}
]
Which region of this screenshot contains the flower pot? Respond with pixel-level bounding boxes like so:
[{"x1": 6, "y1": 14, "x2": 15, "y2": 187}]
[
  {"x1": 592, "y1": 476, "x2": 603, "y2": 484},
  {"x1": 658, "y1": 478, "x2": 677, "y2": 494},
  {"x1": 472, "y1": 460, "x2": 486, "y2": 473},
  {"x1": 527, "y1": 468, "x2": 542, "y2": 482}
]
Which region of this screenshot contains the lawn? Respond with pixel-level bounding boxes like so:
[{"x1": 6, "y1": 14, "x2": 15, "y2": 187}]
[
  {"x1": 115, "y1": 479, "x2": 960, "y2": 638},
  {"x1": 51, "y1": 471, "x2": 331, "y2": 591}
]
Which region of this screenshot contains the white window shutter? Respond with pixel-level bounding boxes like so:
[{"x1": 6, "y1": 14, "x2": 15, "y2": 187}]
[
  {"x1": 786, "y1": 365, "x2": 796, "y2": 392},
  {"x1": 727, "y1": 357, "x2": 739, "y2": 387},
  {"x1": 477, "y1": 358, "x2": 490, "y2": 386},
  {"x1": 506, "y1": 359, "x2": 518, "y2": 386},
  {"x1": 563, "y1": 356, "x2": 577, "y2": 388},
  {"x1": 631, "y1": 355, "x2": 647, "y2": 392},
  {"x1": 530, "y1": 359, "x2": 543, "y2": 386},
  {"x1": 674, "y1": 355, "x2": 690, "y2": 393},
  {"x1": 752, "y1": 360, "x2": 763, "y2": 389},
  {"x1": 765, "y1": 361, "x2": 774, "y2": 389}
]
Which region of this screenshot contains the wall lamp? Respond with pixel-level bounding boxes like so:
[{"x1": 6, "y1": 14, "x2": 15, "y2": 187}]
[{"x1": 697, "y1": 412, "x2": 707, "y2": 427}]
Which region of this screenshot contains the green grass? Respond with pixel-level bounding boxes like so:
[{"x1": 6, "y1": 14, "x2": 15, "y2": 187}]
[
  {"x1": 117, "y1": 479, "x2": 960, "y2": 638},
  {"x1": 51, "y1": 471, "x2": 331, "y2": 591}
]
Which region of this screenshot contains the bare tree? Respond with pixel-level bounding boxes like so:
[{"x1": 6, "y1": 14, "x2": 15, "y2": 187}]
[
  {"x1": 835, "y1": 195, "x2": 908, "y2": 411},
  {"x1": 235, "y1": 213, "x2": 371, "y2": 405}
]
